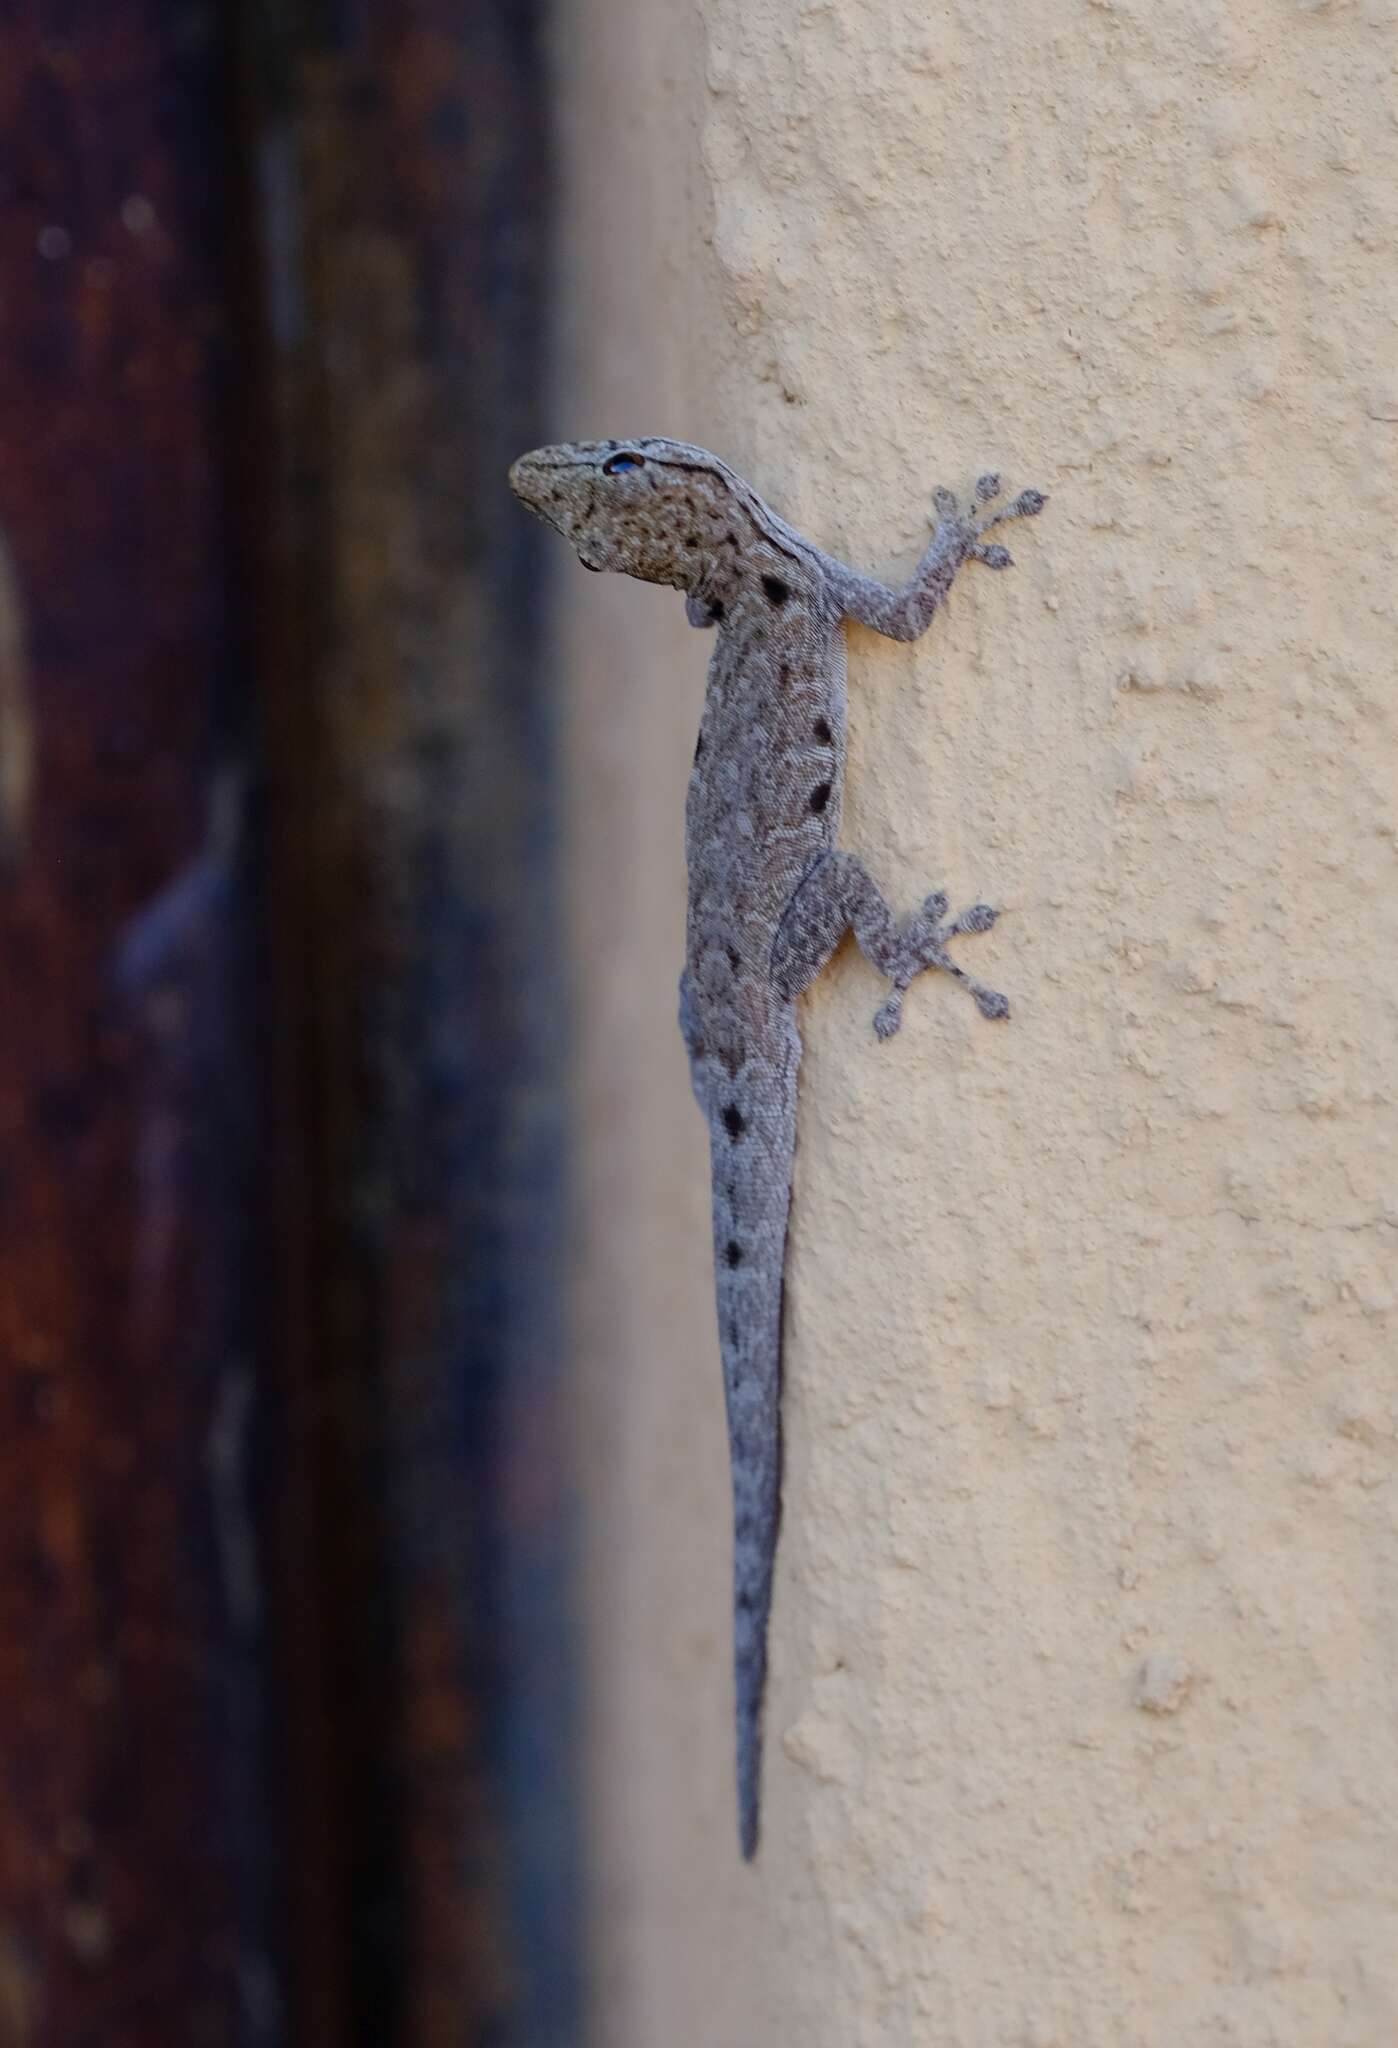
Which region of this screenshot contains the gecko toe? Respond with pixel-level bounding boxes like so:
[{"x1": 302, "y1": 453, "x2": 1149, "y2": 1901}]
[
  {"x1": 975, "y1": 988, "x2": 1011, "y2": 1021},
  {"x1": 960, "y1": 902, "x2": 998, "y2": 933},
  {"x1": 873, "y1": 996, "x2": 904, "y2": 1041},
  {"x1": 973, "y1": 484, "x2": 1046, "y2": 538},
  {"x1": 974, "y1": 473, "x2": 1001, "y2": 504}
]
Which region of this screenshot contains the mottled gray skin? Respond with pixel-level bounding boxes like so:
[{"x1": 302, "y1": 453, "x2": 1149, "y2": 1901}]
[{"x1": 508, "y1": 437, "x2": 1045, "y2": 1858}]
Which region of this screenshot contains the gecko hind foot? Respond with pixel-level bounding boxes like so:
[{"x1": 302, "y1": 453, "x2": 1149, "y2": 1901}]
[
  {"x1": 772, "y1": 852, "x2": 1012, "y2": 1030},
  {"x1": 913, "y1": 888, "x2": 998, "y2": 941},
  {"x1": 926, "y1": 939, "x2": 1011, "y2": 1023},
  {"x1": 918, "y1": 896, "x2": 1009, "y2": 1019},
  {"x1": 871, "y1": 897, "x2": 1010, "y2": 1037},
  {"x1": 872, "y1": 964, "x2": 1009, "y2": 1036}
]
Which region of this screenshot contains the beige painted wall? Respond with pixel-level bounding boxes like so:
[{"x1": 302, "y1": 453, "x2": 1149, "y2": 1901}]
[{"x1": 555, "y1": 1, "x2": 1398, "y2": 2042}]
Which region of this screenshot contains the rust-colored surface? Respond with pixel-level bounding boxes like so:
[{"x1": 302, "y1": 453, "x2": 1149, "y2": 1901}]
[
  {"x1": 0, "y1": 5, "x2": 280, "y2": 2046},
  {"x1": 0, "y1": 0, "x2": 572, "y2": 2038}
]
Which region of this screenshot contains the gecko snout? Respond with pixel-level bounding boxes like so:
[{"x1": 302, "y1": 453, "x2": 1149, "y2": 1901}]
[
  {"x1": 507, "y1": 451, "x2": 545, "y2": 506},
  {"x1": 507, "y1": 444, "x2": 573, "y2": 504},
  {"x1": 509, "y1": 446, "x2": 592, "y2": 549},
  {"x1": 508, "y1": 453, "x2": 575, "y2": 550}
]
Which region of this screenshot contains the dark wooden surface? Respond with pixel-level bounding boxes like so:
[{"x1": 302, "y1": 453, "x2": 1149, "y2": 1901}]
[
  {"x1": 0, "y1": 5, "x2": 280, "y2": 2042},
  {"x1": 0, "y1": 2, "x2": 575, "y2": 2042},
  {"x1": 247, "y1": 3, "x2": 577, "y2": 2042}
]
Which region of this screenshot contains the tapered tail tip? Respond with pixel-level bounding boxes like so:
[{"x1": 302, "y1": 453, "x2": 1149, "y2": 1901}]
[
  {"x1": 739, "y1": 1788, "x2": 759, "y2": 1861},
  {"x1": 737, "y1": 1717, "x2": 762, "y2": 1859}
]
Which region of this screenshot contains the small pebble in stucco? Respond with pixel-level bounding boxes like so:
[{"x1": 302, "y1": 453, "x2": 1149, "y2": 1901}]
[{"x1": 1135, "y1": 1653, "x2": 1194, "y2": 1715}]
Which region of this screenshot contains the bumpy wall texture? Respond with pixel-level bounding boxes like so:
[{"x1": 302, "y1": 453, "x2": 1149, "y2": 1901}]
[{"x1": 557, "y1": 1, "x2": 1398, "y2": 2042}]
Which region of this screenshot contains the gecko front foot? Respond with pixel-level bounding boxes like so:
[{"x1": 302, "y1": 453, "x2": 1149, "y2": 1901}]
[{"x1": 932, "y1": 476, "x2": 1047, "y2": 573}]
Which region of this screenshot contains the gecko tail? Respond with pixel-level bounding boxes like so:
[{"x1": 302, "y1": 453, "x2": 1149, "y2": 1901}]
[
  {"x1": 735, "y1": 1503, "x2": 776, "y2": 1860},
  {"x1": 702, "y1": 1038, "x2": 797, "y2": 1862},
  {"x1": 738, "y1": 1724, "x2": 760, "y2": 1862},
  {"x1": 726, "y1": 1298, "x2": 782, "y2": 1862}
]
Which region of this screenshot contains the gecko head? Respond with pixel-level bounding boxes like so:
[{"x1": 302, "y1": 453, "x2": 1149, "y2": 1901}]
[{"x1": 508, "y1": 438, "x2": 741, "y2": 590}]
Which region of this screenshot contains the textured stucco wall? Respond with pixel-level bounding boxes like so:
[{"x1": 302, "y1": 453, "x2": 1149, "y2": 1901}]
[{"x1": 556, "y1": 2, "x2": 1398, "y2": 2043}]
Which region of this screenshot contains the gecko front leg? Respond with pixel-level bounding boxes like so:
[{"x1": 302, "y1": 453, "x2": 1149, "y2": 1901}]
[
  {"x1": 771, "y1": 851, "x2": 1010, "y2": 1035},
  {"x1": 824, "y1": 475, "x2": 1046, "y2": 642}
]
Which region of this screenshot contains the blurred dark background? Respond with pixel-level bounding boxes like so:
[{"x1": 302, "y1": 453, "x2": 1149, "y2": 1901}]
[{"x1": 0, "y1": 3, "x2": 577, "y2": 2043}]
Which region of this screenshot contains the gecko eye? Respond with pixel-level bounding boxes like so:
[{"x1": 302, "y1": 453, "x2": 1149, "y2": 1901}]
[{"x1": 603, "y1": 452, "x2": 645, "y2": 475}]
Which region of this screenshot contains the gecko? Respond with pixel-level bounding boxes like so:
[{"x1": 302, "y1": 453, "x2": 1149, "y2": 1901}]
[{"x1": 508, "y1": 437, "x2": 1045, "y2": 1858}]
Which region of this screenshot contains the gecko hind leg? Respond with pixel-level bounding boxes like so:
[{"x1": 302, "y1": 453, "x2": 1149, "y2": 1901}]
[
  {"x1": 873, "y1": 894, "x2": 1008, "y2": 1038},
  {"x1": 771, "y1": 851, "x2": 1010, "y2": 1036}
]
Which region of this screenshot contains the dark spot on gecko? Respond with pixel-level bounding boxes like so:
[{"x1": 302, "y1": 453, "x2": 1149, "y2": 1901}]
[
  {"x1": 725, "y1": 1240, "x2": 743, "y2": 1268},
  {"x1": 725, "y1": 531, "x2": 738, "y2": 547},
  {"x1": 778, "y1": 663, "x2": 789, "y2": 687},
  {"x1": 761, "y1": 574, "x2": 790, "y2": 606},
  {"x1": 726, "y1": 945, "x2": 741, "y2": 971},
  {"x1": 809, "y1": 781, "x2": 832, "y2": 814},
  {"x1": 813, "y1": 717, "x2": 832, "y2": 743},
  {"x1": 686, "y1": 533, "x2": 699, "y2": 547},
  {"x1": 723, "y1": 1104, "x2": 746, "y2": 1140},
  {"x1": 694, "y1": 731, "x2": 704, "y2": 762},
  {"x1": 709, "y1": 600, "x2": 725, "y2": 622}
]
